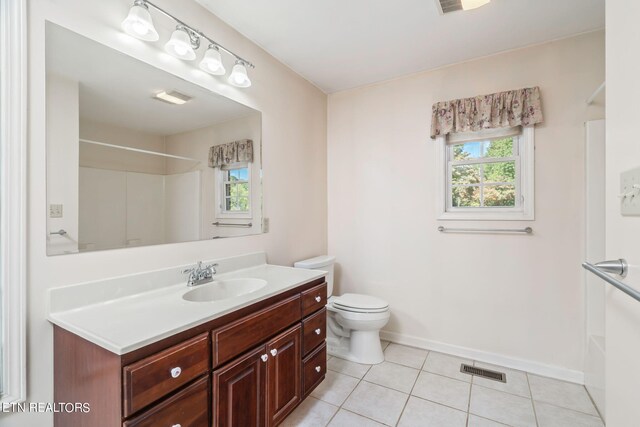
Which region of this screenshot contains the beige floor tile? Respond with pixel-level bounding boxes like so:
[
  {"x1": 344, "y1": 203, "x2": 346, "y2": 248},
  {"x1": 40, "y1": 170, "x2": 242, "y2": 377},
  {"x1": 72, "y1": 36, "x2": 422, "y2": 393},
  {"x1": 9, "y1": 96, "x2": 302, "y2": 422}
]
[
  {"x1": 535, "y1": 401, "x2": 604, "y2": 427},
  {"x1": 311, "y1": 370, "x2": 360, "y2": 406},
  {"x1": 473, "y1": 361, "x2": 531, "y2": 398},
  {"x1": 528, "y1": 374, "x2": 598, "y2": 416},
  {"x1": 467, "y1": 414, "x2": 512, "y2": 426},
  {"x1": 411, "y1": 371, "x2": 471, "y2": 411},
  {"x1": 281, "y1": 397, "x2": 338, "y2": 427},
  {"x1": 342, "y1": 381, "x2": 409, "y2": 426},
  {"x1": 328, "y1": 409, "x2": 385, "y2": 426},
  {"x1": 469, "y1": 385, "x2": 536, "y2": 427},
  {"x1": 423, "y1": 351, "x2": 474, "y2": 382},
  {"x1": 398, "y1": 396, "x2": 467, "y2": 427},
  {"x1": 363, "y1": 361, "x2": 420, "y2": 393},
  {"x1": 384, "y1": 343, "x2": 429, "y2": 369},
  {"x1": 380, "y1": 340, "x2": 390, "y2": 350},
  {"x1": 327, "y1": 356, "x2": 372, "y2": 379}
]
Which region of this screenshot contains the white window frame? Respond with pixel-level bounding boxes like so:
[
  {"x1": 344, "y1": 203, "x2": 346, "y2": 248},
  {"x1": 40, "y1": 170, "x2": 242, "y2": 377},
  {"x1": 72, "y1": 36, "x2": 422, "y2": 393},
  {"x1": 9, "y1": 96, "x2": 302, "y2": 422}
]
[
  {"x1": 216, "y1": 163, "x2": 252, "y2": 219},
  {"x1": 436, "y1": 126, "x2": 535, "y2": 221},
  {"x1": 0, "y1": 0, "x2": 27, "y2": 404}
]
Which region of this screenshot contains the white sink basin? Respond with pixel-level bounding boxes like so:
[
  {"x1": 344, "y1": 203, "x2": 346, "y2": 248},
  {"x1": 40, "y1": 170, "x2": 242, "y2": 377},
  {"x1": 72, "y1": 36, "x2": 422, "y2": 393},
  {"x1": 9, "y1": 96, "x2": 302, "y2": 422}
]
[{"x1": 183, "y1": 278, "x2": 268, "y2": 302}]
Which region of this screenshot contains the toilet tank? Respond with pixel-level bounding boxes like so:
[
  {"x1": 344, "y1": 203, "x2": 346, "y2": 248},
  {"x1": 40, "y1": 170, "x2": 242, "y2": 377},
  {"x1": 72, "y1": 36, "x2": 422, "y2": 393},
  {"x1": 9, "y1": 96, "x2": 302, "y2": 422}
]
[{"x1": 294, "y1": 255, "x2": 335, "y2": 296}]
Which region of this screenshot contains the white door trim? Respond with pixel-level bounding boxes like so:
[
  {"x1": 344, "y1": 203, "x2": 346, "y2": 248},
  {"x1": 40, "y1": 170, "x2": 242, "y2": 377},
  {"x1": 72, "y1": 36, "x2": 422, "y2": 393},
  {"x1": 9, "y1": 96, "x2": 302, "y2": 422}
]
[{"x1": 0, "y1": 0, "x2": 28, "y2": 404}]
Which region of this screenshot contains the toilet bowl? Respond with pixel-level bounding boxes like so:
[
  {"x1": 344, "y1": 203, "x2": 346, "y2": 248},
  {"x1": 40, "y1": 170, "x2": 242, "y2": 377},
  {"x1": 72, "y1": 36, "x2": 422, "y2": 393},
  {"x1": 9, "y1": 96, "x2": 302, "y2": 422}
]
[{"x1": 294, "y1": 255, "x2": 390, "y2": 364}]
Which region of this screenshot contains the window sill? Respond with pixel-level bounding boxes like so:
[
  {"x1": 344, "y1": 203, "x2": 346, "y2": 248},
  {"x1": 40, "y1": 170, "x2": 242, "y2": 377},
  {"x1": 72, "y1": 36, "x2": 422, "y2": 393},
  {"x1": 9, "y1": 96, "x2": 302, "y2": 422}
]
[{"x1": 438, "y1": 210, "x2": 534, "y2": 221}]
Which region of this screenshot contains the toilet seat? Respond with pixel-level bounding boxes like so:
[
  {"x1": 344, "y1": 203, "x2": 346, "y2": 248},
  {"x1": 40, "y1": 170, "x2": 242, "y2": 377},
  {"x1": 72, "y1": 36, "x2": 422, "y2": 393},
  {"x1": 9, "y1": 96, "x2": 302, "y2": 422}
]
[{"x1": 331, "y1": 293, "x2": 389, "y2": 313}]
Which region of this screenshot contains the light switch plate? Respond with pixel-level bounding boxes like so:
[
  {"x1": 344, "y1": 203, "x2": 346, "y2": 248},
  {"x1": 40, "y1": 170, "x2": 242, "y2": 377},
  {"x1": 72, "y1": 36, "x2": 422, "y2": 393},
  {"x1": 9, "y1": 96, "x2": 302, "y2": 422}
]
[
  {"x1": 263, "y1": 218, "x2": 269, "y2": 233},
  {"x1": 49, "y1": 204, "x2": 63, "y2": 218},
  {"x1": 621, "y1": 167, "x2": 640, "y2": 216}
]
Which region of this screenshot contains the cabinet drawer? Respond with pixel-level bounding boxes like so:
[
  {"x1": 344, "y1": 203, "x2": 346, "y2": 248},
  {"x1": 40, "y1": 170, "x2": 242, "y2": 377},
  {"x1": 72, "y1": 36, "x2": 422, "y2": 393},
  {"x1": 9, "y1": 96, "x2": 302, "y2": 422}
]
[
  {"x1": 123, "y1": 375, "x2": 209, "y2": 427},
  {"x1": 302, "y1": 343, "x2": 327, "y2": 396},
  {"x1": 301, "y1": 283, "x2": 327, "y2": 317},
  {"x1": 302, "y1": 308, "x2": 326, "y2": 356},
  {"x1": 212, "y1": 295, "x2": 301, "y2": 367},
  {"x1": 123, "y1": 333, "x2": 209, "y2": 417}
]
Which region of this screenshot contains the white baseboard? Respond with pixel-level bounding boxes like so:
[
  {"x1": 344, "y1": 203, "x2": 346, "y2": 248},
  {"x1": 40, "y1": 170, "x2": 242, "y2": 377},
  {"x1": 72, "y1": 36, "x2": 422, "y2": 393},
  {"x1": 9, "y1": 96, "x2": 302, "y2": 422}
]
[{"x1": 380, "y1": 330, "x2": 584, "y2": 385}]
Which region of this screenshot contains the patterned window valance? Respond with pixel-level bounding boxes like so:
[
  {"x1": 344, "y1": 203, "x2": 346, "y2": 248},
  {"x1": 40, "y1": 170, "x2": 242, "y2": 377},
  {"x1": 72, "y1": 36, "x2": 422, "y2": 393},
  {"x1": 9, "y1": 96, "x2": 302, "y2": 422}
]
[
  {"x1": 430, "y1": 86, "x2": 543, "y2": 139},
  {"x1": 208, "y1": 139, "x2": 254, "y2": 168}
]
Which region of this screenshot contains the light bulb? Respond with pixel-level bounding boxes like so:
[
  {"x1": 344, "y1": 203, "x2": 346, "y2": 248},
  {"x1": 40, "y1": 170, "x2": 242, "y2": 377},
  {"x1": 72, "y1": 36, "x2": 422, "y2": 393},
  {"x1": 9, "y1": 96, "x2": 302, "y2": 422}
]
[
  {"x1": 461, "y1": 0, "x2": 490, "y2": 10},
  {"x1": 165, "y1": 27, "x2": 196, "y2": 60},
  {"x1": 199, "y1": 45, "x2": 226, "y2": 75},
  {"x1": 228, "y1": 61, "x2": 251, "y2": 88},
  {"x1": 121, "y1": 1, "x2": 159, "y2": 41}
]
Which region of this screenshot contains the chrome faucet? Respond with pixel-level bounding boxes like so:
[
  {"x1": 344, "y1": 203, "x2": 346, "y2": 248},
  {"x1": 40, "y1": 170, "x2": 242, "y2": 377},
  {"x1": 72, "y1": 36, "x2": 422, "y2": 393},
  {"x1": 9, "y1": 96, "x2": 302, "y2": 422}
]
[{"x1": 182, "y1": 261, "x2": 218, "y2": 287}]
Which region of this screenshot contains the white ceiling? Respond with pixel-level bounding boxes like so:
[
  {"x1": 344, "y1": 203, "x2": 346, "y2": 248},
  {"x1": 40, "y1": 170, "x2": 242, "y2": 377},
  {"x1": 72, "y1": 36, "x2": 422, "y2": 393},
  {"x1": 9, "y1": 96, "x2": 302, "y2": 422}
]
[
  {"x1": 196, "y1": 0, "x2": 605, "y2": 93},
  {"x1": 46, "y1": 23, "x2": 258, "y2": 136}
]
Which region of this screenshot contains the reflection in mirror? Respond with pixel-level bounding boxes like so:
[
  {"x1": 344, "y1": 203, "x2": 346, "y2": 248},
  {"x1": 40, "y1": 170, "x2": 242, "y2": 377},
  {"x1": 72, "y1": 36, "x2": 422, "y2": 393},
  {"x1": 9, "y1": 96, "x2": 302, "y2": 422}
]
[{"x1": 45, "y1": 23, "x2": 263, "y2": 255}]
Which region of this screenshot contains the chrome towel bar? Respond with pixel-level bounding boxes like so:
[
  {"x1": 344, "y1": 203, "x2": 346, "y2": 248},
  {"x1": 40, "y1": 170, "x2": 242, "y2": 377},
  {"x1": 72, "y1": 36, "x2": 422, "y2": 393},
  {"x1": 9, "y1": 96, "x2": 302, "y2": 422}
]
[
  {"x1": 583, "y1": 259, "x2": 640, "y2": 303},
  {"x1": 212, "y1": 222, "x2": 252, "y2": 228},
  {"x1": 437, "y1": 226, "x2": 532, "y2": 234}
]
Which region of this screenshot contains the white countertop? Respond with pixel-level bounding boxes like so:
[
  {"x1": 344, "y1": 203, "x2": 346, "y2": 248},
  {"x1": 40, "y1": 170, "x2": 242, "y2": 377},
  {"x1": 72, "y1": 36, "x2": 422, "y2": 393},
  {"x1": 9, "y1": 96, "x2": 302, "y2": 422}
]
[{"x1": 48, "y1": 253, "x2": 325, "y2": 355}]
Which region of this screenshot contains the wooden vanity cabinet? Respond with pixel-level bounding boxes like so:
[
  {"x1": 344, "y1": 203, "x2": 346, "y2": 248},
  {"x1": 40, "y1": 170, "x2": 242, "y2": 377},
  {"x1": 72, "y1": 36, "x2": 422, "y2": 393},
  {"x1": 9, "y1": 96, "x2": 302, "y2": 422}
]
[
  {"x1": 53, "y1": 277, "x2": 326, "y2": 427},
  {"x1": 212, "y1": 325, "x2": 302, "y2": 427}
]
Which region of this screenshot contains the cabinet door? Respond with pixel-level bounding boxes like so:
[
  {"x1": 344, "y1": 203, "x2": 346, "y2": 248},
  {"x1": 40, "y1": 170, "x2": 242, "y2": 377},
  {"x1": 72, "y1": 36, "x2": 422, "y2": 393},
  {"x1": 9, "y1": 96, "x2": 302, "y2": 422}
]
[
  {"x1": 213, "y1": 346, "x2": 267, "y2": 427},
  {"x1": 266, "y1": 325, "x2": 302, "y2": 426}
]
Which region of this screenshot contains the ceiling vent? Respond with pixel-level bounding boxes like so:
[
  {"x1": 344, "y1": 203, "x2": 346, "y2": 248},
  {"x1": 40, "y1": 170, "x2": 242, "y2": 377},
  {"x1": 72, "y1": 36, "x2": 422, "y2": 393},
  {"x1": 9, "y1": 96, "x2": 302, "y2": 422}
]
[
  {"x1": 436, "y1": 0, "x2": 463, "y2": 14},
  {"x1": 152, "y1": 90, "x2": 192, "y2": 105}
]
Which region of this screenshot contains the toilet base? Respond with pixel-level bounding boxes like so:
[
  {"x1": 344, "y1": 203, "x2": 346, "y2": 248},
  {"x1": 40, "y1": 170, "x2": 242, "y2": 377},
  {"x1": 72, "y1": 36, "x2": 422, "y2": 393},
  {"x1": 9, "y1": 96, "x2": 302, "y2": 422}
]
[{"x1": 326, "y1": 330, "x2": 385, "y2": 365}]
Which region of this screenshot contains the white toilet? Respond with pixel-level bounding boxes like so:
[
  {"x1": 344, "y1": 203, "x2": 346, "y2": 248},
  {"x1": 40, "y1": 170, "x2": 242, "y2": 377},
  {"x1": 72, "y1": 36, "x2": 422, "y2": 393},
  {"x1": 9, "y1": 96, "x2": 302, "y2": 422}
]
[{"x1": 294, "y1": 255, "x2": 390, "y2": 364}]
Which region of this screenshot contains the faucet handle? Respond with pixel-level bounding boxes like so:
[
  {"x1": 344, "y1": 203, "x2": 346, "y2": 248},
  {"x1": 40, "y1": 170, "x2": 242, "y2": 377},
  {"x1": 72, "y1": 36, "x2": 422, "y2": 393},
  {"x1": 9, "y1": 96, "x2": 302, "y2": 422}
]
[{"x1": 205, "y1": 263, "x2": 219, "y2": 274}]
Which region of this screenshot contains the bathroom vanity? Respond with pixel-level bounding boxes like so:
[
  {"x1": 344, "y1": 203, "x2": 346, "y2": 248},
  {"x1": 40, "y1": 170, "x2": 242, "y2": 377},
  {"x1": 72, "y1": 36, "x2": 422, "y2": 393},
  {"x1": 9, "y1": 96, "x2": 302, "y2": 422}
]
[{"x1": 48, "y1": 253, "x2": 327, "y2": 426}]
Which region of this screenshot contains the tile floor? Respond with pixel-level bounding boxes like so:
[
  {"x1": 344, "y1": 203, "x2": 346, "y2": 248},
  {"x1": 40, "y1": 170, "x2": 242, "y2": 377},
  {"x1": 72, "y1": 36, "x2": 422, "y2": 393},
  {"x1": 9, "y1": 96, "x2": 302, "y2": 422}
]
[{"x1": 282, "y1": 341, "x2": 604, "y2": 427}]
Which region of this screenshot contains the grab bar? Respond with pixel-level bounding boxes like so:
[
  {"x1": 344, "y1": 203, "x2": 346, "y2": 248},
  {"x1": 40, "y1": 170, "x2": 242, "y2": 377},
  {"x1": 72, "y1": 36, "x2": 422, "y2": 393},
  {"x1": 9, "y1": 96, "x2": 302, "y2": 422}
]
[
  {"x1": 212, "y1": 222, "x2": 252, "y2": 228},
  {"x1": 437, "y1": 226, "x2": 532, "y2": 234},
  {"x1": 582, "y1": 259, "x2": 640, "y2": 303}
]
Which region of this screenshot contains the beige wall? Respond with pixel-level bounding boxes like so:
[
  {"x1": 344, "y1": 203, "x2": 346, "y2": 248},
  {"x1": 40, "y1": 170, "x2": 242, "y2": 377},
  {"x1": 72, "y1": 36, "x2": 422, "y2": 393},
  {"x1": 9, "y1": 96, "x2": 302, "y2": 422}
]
[
  {"x1": 15, "y1": 0, "x2": 327, "y2": 425},
  {"x1": 605, "y1": 1, "x2": 640, "y2": 424},
  {"x1": 46, "y1": 74, "x2": 79, "y2": 255},
  {"x1": 328, "y1": 31, "x2": 605, "y2": 378}
]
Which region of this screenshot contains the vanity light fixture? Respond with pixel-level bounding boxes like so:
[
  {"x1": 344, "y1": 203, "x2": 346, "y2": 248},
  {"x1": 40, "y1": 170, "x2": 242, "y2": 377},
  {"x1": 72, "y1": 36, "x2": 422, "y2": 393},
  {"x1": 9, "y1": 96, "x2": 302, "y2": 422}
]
[
  {"x1": 461, "y1": 0, "x2": 491, "y2": 10},
  {"x1": 228, "y1": 61, "x2": 252, "y2": 88},
  {"x1": 165, "y1": 25, "x2": 198, "y2": 60},
  {"x1": 121, "y1": 0, "x2": 159, "y2": 41},
  {"x1": 121, "y1": 0, "x2": 254, "y2": 87},
  {"x1": 199, "y1": 45, "x2": 226, "y2": 75},
  {"x1": 153, "y1": 90, "x2": 192, "y2": 105}
]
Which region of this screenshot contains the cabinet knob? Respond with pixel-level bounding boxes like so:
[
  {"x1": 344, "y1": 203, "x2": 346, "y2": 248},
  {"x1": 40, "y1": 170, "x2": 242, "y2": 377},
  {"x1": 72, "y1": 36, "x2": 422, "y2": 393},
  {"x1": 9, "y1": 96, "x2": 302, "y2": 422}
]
[
  {"x1": 170, "y1": 367, "x2": 182, "y2": 378},
  {"x1": 172, "y1": 424, "x2": 182, "y2": 427},
  {"x1": 315, "y1": 296, "x2": 321, "y2": 303},
  {"x1": 270, "y1": 349, "x2": 278, "y2": 356},
  {"x1": 315, "y1": 366, "x2": 322, "y2": 373},
  {"x1": 261, "y1": 354, "x2": 268, "y2": 362},
  {"x1": 314, "y1": 328, "x2": 321, "y2": 335}
]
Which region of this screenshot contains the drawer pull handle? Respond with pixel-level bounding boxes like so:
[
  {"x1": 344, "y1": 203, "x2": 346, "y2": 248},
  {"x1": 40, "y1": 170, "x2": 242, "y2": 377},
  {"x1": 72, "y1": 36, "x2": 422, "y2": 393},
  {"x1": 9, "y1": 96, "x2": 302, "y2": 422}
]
[
  {"x1": 314, "y1": 328, "x2": 321, "y2": 335},
  {"x1": 261, "y1": 354, "x2": 269, "y2": 362},
  {"x1": 315, "y1": 366, "x2": 322, "y2": 373},
  {"x1": 270, "y1": 349, "x2": 278, "y2": 356},
  {"x1": 170, "y1": 367, "x2": 182, "y2": 378},
  {"x1": 315, "y1": 296, "x2": 321, "y2": 303}
]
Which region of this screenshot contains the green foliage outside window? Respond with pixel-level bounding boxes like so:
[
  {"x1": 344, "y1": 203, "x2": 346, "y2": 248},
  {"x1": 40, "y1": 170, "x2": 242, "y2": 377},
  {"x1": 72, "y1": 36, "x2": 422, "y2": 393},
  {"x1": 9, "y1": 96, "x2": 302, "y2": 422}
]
[{"x1": 451, "y1": 137, "x2": 516, "y2": 208}]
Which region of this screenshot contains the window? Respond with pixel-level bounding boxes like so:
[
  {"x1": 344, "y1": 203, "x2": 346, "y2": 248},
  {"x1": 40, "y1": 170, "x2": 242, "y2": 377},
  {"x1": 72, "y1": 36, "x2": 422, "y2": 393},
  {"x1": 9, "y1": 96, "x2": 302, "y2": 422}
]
[
  {"x1": 437, "y1": 127, "x2": 534, "y2": 220},
  {"x1": 218, "y1": 163, "x2": 251, "y2": 217}
]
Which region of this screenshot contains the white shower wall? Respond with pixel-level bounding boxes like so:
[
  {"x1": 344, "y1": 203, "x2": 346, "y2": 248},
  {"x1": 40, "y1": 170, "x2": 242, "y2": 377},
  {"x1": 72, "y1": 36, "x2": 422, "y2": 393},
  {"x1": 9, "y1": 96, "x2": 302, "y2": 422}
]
[{"x1": 78, "y1": 167, "x2": 200, "y2": 250}]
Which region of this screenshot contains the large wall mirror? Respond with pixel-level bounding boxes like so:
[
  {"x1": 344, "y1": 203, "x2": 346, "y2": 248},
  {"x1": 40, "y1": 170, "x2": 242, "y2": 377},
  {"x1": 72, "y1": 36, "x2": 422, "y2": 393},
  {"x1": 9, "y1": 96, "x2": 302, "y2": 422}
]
[{"x1": 46, "y1": 23, "x2": 263, "y2": 256}]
